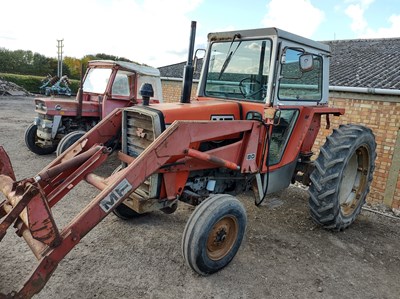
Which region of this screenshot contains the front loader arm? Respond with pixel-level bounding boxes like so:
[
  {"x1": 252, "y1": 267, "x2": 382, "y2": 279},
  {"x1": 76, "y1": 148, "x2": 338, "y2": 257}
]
[{"x1": 0, "y1": 112, "x2": 262, "y2": 298}]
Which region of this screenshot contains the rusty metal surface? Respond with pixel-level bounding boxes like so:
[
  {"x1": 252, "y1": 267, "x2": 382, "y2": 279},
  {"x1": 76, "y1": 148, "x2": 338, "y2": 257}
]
[
  {"x1": 0, "y1": 146, "x2": 15, "y2": 181},
  {"x1": 0, "y1": 143, "x2": 112, "y2": 297},
  {"x1": 0, "y1": 178, "x2": 39, "y2": 243},
  {"x1": 27, "y1": 192, "x2": 61, "y2": 248},
  {"x1": 38, "y1": 146, "x2": 102, "y2": 181}
]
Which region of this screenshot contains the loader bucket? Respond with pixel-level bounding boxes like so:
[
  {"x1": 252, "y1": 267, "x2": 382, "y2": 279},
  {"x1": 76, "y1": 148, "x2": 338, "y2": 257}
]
[
  {"x1": 0, "y1": 142, "x2": 112, "y2": 298},
  {"x1": 0, "y1": 109, "x2": 135, "y2": 298}
]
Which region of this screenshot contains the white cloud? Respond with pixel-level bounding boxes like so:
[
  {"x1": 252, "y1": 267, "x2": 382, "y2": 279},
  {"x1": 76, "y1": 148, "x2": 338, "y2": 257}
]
[
  {"x1": 361, "y1": 14, "x2": 400, "y2": 38},
  {"x1": 343, "y1": 0, "x2": 400, "y2": 39},
  {"x1": 261, "y1": 0, "x2": 325, "y2": 37},
  {"x1": 0, "y1": 0, "x2": 203, "y2": 67},
  {"x1": 345, "y1": 4, "x2": 368, "y2": 32},
  {"x1": 344, "y1": 0, "x2": 374, "y2": 34}
]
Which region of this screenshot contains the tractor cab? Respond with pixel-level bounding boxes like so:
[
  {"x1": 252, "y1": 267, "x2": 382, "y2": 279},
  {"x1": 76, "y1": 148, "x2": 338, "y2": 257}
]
[
  {"x1": 197, "y1": 27, "x2": 329, "y2": 106},
  {"x1": 80, "y1": 60, "x2": 163, "y2": 117}
]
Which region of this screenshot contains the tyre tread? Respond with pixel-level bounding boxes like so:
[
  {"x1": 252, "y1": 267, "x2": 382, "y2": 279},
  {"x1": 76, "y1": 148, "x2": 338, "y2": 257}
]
[
  {"x1": 182, "y1": 194, "x2": 247, "y2": 276},
  {"x1": 308, "y1": 124, "x2": 376, "y2": 230}
]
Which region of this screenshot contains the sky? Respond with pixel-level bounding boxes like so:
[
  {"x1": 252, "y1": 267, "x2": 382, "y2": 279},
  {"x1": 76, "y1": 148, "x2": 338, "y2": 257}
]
[{"x1": 1, "y1": 0, "x2": 399, "y2": 68}]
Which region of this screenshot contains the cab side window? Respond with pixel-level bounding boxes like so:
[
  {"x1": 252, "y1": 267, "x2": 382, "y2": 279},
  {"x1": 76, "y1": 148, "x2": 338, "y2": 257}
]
[
  {"x1": 278, "y1": 48, "x2": 322, "y2": 102},
  {"x1": 112, "y1": 71, "x2": 130, "y2": 97}
]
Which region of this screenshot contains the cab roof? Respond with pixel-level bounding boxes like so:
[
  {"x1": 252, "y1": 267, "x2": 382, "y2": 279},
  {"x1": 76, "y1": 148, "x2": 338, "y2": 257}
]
[
  {"x1": 207, "y1": 27, "x2": 330, "y2": 54},
  {"x1": 88, "y1": 60, "x2": 160, "y2": 77}
]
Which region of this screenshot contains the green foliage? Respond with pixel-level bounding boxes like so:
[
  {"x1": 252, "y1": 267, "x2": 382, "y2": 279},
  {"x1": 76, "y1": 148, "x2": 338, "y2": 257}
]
[
  {"x1": 0, "y1": 48, "x2": 134, "y2": 92},
  {"x1": 64, "y1": 56, "x2": 82, "y2": 80},
  {"x1": 0, "y1": 48, "x2": 55, "y2": 76},
  {"x1": 69, "y1": 80, "x2": 79, "y2": 94},
  {"x1": 0, "y1": 73, "x2": 79, "y2": 94}
]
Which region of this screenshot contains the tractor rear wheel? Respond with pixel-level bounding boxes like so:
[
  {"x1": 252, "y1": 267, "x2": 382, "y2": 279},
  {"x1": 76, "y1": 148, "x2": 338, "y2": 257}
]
[
  {"x1": 182, "y1": 194, "x2": 247, "y2": 275},
  {"x1": 308, "y1": 124, "x2": 376, "y2": 230},
  {"x1": 24, "y1": 124, "x2": 57, "y2": 155},
  {"x1": 56, "y1": 130, "x2": 86, "y2": 156}
]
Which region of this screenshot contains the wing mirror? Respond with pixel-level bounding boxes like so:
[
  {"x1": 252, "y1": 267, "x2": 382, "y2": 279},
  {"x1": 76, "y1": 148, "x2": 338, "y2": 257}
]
[
  {"x1": 299, "y1": 54, "x2": 314, "y2": 72},
  {"x1": 194, "y1": 49, "x2": 206, "y2": 72}
]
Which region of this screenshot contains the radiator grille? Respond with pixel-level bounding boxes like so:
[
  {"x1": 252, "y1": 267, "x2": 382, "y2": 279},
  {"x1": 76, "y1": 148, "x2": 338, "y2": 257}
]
[
  {"x1": 126, "y1": 111, "x2": 155, "y2": 157},
  {"x1": 123, "y1": 107, "x2": 163, "y2": 199}
]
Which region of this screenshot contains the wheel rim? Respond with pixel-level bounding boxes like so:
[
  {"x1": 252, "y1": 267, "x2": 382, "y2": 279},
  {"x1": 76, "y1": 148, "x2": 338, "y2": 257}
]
[
  {"x1": 338, "y1": 145, "x2": 370, "y2": 216},
  {"x1": 206, "y1": 216, "x2": 238, "y2": 261}
]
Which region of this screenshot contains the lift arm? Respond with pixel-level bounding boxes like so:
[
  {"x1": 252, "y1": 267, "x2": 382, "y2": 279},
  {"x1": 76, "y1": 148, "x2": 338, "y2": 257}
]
[{"x1": 0, "y1": 109, "x2": 262, "y2": 298}]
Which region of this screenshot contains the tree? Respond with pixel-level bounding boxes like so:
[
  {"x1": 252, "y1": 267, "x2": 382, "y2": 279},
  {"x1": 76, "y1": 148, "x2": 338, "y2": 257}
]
[
  {"x1": 0, "y1": 48, "x2": 134, "y2": 78},
  {"x1": 64, "y1": 56, "x2": 82, "y2": 80}
]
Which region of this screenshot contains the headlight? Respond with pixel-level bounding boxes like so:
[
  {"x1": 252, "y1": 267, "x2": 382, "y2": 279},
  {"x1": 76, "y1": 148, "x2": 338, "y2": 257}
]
[{"x1": 35, "y1": 102, "x2": 46, "y2": 111}]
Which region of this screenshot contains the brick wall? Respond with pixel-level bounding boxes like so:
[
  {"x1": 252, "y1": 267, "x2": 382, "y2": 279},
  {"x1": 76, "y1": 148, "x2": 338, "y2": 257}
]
[
  {"x1": 161, "y1": 79, "x2": 400, "y2": 209},
  {"x1": 161, "y1": 79, "x2": 198, "y2": 103}
]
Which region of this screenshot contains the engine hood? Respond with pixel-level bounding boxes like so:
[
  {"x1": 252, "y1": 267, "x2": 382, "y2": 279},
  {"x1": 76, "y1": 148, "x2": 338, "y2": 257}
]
[
  {"x1": 34, "y1": 97, "x2": 99, "y2": 117},
  {"x1": 145, "y1": 100, "x2": 243, "y2": 124}
]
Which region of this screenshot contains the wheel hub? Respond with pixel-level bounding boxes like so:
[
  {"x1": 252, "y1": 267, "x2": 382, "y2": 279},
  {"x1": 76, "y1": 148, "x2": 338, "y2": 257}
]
[
  {"x1": 339, "y1": 146, "x2": 370, "y2": 216},
  {"x1": 215, "y1": 229, "x2": 227, "y2": 243},
  {"x1": 206, "y1": 216, "x2": 238, "y2": 261}
]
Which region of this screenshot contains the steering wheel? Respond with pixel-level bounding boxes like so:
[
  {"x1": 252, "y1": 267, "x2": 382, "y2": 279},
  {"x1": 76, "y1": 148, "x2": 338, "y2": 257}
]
[{"x1": 239, "y1": 77, "x2": 266, "y2": 99}]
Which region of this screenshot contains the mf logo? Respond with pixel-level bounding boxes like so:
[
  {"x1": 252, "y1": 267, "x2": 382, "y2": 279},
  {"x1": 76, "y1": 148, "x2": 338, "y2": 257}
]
[
  {"x1": 99, "y1": 179, "x2": 133, "y2": 213},
  {"x1": 136, "y1": 127, "x2": 147, "y2": 138}
]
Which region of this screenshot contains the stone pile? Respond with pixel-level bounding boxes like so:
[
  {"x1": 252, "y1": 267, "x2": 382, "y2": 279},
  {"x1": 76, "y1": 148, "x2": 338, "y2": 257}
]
[{"x1": 0, "y1": 78, "x2": 31, "y2": 96}]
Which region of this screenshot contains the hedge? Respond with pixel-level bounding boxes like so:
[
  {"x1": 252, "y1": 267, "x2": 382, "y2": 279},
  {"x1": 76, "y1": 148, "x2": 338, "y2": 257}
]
[{"x1": 0, "y1": 73, "x2": 79, "y2": 95}]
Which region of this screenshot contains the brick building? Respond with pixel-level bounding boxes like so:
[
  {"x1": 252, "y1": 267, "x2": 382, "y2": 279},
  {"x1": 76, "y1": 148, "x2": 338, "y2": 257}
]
[{"x1": 158, "y1": 37, "x2": 400, "y2": 212}]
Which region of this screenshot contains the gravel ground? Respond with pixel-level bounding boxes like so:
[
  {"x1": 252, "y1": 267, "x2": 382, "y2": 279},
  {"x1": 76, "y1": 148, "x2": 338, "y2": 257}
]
[{"x1": 0, "y1": 96, "x2": 399, "y2": 299}]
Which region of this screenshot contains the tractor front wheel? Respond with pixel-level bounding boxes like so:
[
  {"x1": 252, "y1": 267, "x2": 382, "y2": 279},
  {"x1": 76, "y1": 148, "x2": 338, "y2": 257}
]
[
  {"x1": 24, "y1": 124, "x2": 57, "y2": 155},
  {"x1": 182, "y1": 194, "x2": 247, "y2": 275},
  {"x1": 308, "y1": 124, "x2": 376, "y2": 230},
  {"x1": 56, "y1": 130, "x2": 86, "y2": 156},
  {"x1": 113, "y1": 202, "x2": 142, "y2": 220}
]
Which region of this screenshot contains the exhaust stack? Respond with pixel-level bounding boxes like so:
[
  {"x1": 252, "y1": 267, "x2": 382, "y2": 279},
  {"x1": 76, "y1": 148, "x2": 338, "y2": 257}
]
[{"x1": 180, "y1": 21, "x2": 197, "y2": 103}]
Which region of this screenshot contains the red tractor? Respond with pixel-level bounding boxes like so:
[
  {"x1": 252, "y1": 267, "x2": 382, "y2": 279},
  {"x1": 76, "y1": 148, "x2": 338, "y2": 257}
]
[
  {"x1": 0, "y1": 22, "x2": 376, "y2": 298},
  {"x1": 24, "y1": 60, "x2": 163, "y2": 155}
]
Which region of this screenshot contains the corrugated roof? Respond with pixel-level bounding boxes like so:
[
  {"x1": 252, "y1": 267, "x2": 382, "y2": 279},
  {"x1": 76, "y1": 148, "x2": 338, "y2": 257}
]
[
  {"x1": 324, "y1": 38, "x2": 400, "y2": 89},
  {"x1": 158, "y1": 38, "x2": 400, "y2": 90}
]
